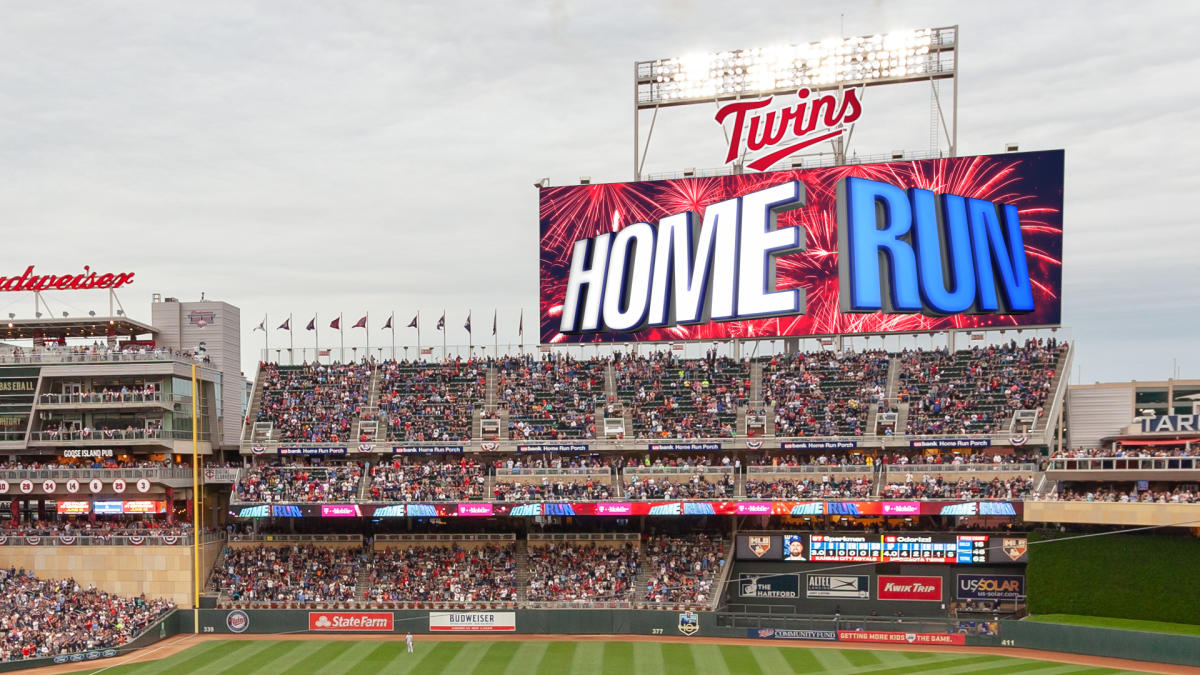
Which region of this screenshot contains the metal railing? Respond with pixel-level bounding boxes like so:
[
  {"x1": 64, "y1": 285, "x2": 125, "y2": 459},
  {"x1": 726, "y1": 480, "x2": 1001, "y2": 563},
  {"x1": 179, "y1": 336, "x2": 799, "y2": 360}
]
[
  {"x1": 495, "y1": 467, "x2": 612, "y2": 477},
  {"x1": 29, "y1": 428, "x2": 202, "y2": 442},
  {"x1": 0, "y1": 350, "x2": 203, "y2": 366},
  {"x1": 229, "y1": 534, "x2": 363, "y2": 544},
  {"x1": 747, "y1": 465, "x2": 874, "y2": 475},
  {"x1": 0, "y1": 467, "x2": 194, "y2": 480},
  {"x1": 1047, "y1": 457, "x2": 1200, "y2": 471},
  {"x1": 622, "y1": 466, "x2": 734, "y2": 475},
  {"x1": 885, "y1": 463, "x2": 1039, "y2": 474},
  {"x1": 0, "y1": 533, "x2": 194, "y2": 546},
  {"x1": 37, "y1": 392, "x2": 181, "y2": 406}
]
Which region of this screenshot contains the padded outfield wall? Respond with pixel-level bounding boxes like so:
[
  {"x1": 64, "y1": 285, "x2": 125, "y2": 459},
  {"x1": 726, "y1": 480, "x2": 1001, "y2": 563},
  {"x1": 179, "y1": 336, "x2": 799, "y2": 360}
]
[{"x1": 1026, "y1": 533, "x2": 1200, "y2": 624}]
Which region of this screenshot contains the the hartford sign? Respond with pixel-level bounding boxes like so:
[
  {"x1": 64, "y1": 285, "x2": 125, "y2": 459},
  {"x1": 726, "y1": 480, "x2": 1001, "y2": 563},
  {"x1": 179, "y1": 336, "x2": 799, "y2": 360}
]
[
  {"x1": 715, "y1": 87, "x2": 863, "y2": 171},
  {"x1": 540, "y1": 151, "x2": 1064, "y2": 344}
]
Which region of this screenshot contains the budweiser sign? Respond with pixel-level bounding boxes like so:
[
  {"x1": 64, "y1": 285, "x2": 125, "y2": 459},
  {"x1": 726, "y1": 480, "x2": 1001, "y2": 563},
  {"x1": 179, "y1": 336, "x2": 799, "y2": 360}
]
[
  {"x1": 877, "y1": 575, "x2": 943, "y2": 602},
  {"x1": 715, "y1": 87, "x2": 863, "y2": 171},
  {"x1": 0, "y1": 266, "x2": 134, "y2": 293},
  {"x1": 308, "y1": 612, "x2": 393, "y2": 632}
]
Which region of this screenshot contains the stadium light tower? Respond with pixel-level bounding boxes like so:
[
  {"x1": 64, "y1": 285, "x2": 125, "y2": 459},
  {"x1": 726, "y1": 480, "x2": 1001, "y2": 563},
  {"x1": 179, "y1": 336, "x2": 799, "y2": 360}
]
[{"x1": 633, "y1": 25, "x2": 958, "y2": 179}]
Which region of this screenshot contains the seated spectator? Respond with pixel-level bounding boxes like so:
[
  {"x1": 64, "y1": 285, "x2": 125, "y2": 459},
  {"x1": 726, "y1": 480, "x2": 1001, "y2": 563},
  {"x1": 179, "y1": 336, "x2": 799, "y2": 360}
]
[
  {"x1": 255, "y1": 362, "x2": 371, "y2": 442},
  {"x1": 368, "y1": 459, "x2": 486, "y2": 501},
  {"x1": 366, "y1": 545, "x2": 517, "y2": 604},
  {"x1": 378, "y1": 359, "x2": 486, "y2": 442},
  {"x1": 642, "y1": 535, "x2": 724, "y2": 606},
  {"x1": 526, "y1": 542, "x2": 640, "y2": 602},
  {"x1": 234, "y1": 463, "x2": 362, "y2": 503},
  {"x1": 212, "y1": 544, "x2": 359, "y2": 604},
  {"x1": 0, "y1": 571, "x2": 173, "y2": 661},
  {"x1": 621, "y1": 473, "x2": 734, "y2": 499}
]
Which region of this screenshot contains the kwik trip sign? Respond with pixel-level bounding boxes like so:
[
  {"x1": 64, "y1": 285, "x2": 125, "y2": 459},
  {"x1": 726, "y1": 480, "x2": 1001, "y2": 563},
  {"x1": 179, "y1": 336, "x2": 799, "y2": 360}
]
[{"x1": 539, "y1": 151, "x2": 1063, "y2": 344}]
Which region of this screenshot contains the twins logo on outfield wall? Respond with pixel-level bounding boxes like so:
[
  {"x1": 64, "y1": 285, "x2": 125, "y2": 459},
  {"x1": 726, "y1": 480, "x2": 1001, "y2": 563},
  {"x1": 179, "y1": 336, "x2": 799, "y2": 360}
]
[
  {"x1": 226, "y1": 610, "x2": 250, "y2": 633},
  {"x1": 678, "y1": 611, "x2": 700, "y2": 636}
]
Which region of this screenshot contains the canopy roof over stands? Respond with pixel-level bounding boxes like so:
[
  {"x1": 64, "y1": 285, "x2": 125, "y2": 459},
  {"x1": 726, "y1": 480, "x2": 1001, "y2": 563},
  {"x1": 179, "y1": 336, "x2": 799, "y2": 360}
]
[{"x1": 0, "y1": 316, "x2": 156, "y2": 342}]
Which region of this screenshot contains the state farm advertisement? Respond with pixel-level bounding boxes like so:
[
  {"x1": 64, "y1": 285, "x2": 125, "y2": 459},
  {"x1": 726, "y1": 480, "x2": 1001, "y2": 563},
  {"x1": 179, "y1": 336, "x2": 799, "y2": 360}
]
[
  {"x1": 308, "y1": 612, "x2": 394, "y2": 632},
  {"x1": 877, "y1": 576, "x2": 943, "y2": 602},
  {"x1": 838, "y1": 631, "x2": 965, "y2": 646},
  {"x1": 429, "y1": 611, "x2": 516, "y2": 632}
]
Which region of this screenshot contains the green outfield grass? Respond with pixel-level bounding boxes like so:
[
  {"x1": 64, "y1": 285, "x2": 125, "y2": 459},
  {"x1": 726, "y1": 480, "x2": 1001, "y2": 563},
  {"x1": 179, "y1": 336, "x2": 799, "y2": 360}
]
[
  {"x1": 1027, "y1": 613, "x2": 1200, "y2": 637},
  {"x1": 80, "y1": 639, "x2": 1153, "y2": 674}
]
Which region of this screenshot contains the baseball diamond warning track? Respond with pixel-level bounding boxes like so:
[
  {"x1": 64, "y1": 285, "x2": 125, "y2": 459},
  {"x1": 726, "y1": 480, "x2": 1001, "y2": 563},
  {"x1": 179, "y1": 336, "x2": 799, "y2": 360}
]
[{"x1": 26, "y1": 634, "x2": 1200, "y2": 675}]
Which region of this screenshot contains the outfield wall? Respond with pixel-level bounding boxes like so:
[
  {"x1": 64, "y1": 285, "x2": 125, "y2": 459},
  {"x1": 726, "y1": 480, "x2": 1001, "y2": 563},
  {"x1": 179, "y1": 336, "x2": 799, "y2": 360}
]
[{"x1": 1000, "y1": 620, "x2": 1200, "y2": 667}]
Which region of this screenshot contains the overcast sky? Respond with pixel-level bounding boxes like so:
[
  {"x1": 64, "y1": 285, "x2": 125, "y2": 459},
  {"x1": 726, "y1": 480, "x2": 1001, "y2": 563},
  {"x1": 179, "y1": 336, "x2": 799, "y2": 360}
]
[{"x1": 0, "y1": 1, "x2": 1196, "y2": 383}]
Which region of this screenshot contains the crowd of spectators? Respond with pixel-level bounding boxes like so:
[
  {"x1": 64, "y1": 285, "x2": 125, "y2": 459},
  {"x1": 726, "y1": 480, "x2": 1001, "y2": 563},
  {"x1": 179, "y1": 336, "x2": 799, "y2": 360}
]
[
  {"x1": 763, "y1": 350, "x2": 889, "y2": 437},
  {"x1": 496, "y1": 355, "x2": 602, "y2": 440},
  {"x1": 493, "y1": 478, "x2": 613, "y2": 501},
  {"x1": 378, "y1": 360, "x2": 486, "y2": 442},
  {"x1": 212, "y1": 544, "x2": 359, "y2": 603},
  {"x1": 366, "y1": 545, "x2": 517, "y2": 604},
  {"x1": 897, "y1": 339, "x2": 1064, "y2": 435},
  {"x1": 493, "y1": 457, "x2": 611, "y2": 472},
  {"x1": 642, "y1": 535, "x2": 724, "y2": 606},
  {"x1": 527, "y1": 542, "x2": 640, "y2": 602},
  {"x1": 256, "y1": 363, "x2": 370, "y2": 442},
  {"x1": 744, "y1": 477, "x2": 874, "y2": 499},
  {"x1": 0, "y1": 571, "x2": 174, "y2": 661},
  {"x1": 1042, "y1": 483, "x2": 1199, "y2": 503},
  {"x1": 1053, "y1": 446, "x2": 1198, "y2": 459},
  {"x1": 234, "y1": 463, "x2": 362, "y2": 503},
  {"x1": 615, "y1": 352, "x2": 747, "y2": 439},
  {"x1": 881, "y1": 475, "x2": 1034, "y2": 499},
  {"x1": 367, "y1": 459, "x2": 486, "y2": 501},
  {"x1": 40, "y1": 384, "x2": 161, "y2": 404},
  {"x1": 621, "y1": 473, "x2": 734, "y2": 499}
]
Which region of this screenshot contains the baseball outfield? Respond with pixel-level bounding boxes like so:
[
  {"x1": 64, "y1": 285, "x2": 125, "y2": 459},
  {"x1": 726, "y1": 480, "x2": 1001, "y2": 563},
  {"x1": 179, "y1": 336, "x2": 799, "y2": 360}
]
[{"x1": 46, "y1": 635, "x2": 1188, "y2": 675}]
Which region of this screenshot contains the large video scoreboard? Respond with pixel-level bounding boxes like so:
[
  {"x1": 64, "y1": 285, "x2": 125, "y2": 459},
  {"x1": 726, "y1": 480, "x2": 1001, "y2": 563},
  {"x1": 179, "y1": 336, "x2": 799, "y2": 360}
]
[{"x1": 737, "y1": 533, "x2": 1024, "y2": 564}]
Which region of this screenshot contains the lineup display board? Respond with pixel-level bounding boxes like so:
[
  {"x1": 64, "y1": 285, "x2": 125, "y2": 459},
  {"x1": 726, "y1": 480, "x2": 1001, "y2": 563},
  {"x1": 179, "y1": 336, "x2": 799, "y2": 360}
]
[
  {"x1": 737, "y1": 533, "x2": 1015, "y2": 565},
  {"x1": 538, "y1": 151, "x2": 1064, "y2": 344}
]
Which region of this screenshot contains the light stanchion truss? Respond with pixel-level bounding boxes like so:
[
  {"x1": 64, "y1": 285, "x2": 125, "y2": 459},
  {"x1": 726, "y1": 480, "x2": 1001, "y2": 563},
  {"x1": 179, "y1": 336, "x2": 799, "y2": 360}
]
[{"x1": 633, "y1": 26, "x2": 958, "y2": 178}]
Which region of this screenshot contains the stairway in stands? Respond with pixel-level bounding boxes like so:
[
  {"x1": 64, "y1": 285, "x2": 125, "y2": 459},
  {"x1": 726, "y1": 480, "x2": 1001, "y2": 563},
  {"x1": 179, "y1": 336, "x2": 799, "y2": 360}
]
[
  {"x1": 515, "y1": 539, "x2": 529, "y2": 603},
  {"x1": 354, "y1": 547, "x2": 373, "y2": 604}
]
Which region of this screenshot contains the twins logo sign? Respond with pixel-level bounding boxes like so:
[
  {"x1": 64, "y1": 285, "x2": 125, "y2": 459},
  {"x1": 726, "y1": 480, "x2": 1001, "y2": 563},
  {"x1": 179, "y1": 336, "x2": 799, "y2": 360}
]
[{"x1": 225, "y1": 610, "x2": 250, "y2": 633}]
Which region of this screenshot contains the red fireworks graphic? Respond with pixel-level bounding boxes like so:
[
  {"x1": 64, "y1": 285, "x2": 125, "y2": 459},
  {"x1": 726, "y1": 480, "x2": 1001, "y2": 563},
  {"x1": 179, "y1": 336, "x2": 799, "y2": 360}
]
[{"x1": 539, "y1": 151, "x2": 1064, "y2": 344}]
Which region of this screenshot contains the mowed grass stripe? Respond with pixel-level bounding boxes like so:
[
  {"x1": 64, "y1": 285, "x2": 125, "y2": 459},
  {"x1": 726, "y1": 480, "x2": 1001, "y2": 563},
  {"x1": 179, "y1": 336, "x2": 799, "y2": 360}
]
[
  {"x1": 440, "y1": 641, "x2": 494, "y2": 674},
  {"x1": 501, "y1": 641, "x2": 548, "y2": 675},
  {"x1": 534, "y1": 641, "x2": 576, "y2": 675},
  {"x1": 339, "y1": 641, "x2": 406, "y2": 674},
  {"x1": 213, "y1": 641, "x2": 303, "y2": 675},
  {"x1": 469, "y1": 641, "x2": 521, "y2": 675},
  {"x1": 403, "y1": 642, "x2": 465, "y2": 674},
  {"x1": 942, "y1": 659, "x2": 1101, "y2": 675},
  {"x1": 745, "y1": 645, "x2": 795, "y2": 674},
  {"x1": 842, "y1": 649, "x2": 884, "y2": 668},
  {"x1": 776, "y1": 644, "x2": 827, "y2": 672},
  {"x1": 139, "y1": 640, "x2": 256, "y2": 675},
  {"x1": 657, "y1": 642, "x2": 696, "y2": 675},
  {"x1": 567, "y1": 641, "x2": 606, "y2": 675},
  {"x1": 687, "y1": 644, "x2": 735, "y2": 675},
  {"x1": 314, "y1": 640, "x2": 393, "y2": 675},
  {"x1": 632, "y1": 641, "x2": 666, "y2": 674},
  {"x1": 852, "y1": 654, "x2": 1006, "y2": 675},
  {"x1": 808, "y1": 644, "x2": 858, "y2": 672},
  {"x1": 718, "y1": 645, "x2": 765, "y2": 675},
  {"x1": 280, "y1": 641, "x2": 357, "y2": 675},
  {"x1": 601, "y1": 641, "x2": 634, "y2": 675}
]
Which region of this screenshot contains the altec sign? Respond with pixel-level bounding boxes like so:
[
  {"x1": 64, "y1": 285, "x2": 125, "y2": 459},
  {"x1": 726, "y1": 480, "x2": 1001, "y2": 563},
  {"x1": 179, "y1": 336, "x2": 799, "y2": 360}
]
[
  {"x1": 0, "y1": 266, "x2": 134, "y2": 293},
  {"x1": 715, "y1": 88, "x2": 863, "y2": 171}
]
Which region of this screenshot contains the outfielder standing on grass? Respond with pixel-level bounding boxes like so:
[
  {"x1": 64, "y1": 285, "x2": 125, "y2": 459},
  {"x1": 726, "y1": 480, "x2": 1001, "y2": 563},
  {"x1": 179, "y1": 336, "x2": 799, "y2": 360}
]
[{"x1": 406, "y1": 632, "x2": 414, "y2": 654}]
